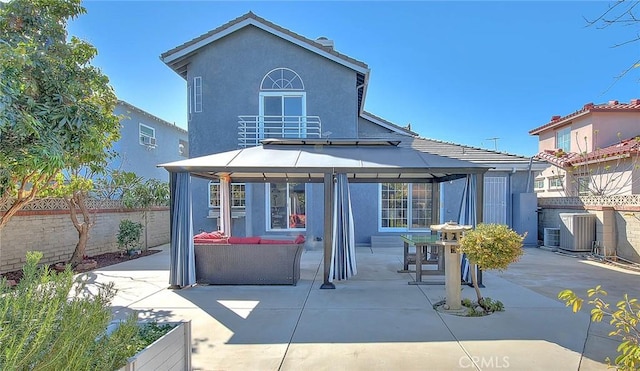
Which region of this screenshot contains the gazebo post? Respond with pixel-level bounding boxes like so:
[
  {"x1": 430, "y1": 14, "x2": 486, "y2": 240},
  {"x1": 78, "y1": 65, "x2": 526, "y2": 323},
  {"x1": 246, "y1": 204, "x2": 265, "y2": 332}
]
[{"x1": 320, "y1": 172, "x2": 335, "y2": 289}]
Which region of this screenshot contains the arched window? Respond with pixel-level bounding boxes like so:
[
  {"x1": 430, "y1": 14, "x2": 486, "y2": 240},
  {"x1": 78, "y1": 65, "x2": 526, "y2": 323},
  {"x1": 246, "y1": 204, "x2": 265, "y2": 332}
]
[
  {"x1": 260, "y1": 68, "x2": 304, "y2": 90},
  {"x1": 258, "y1": 68, "x2": 307, "y2": 139}
]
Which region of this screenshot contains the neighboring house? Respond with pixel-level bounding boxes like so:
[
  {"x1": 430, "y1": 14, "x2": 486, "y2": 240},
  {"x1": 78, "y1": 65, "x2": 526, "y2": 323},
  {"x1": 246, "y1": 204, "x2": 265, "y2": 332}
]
[
  {"x1": 112, "y1": 100, "x2": 189, "y2": 182},
  {"x1": 529, "y1": 99, "x2": 640, "y2": 197},
  {"x1": 160, "y1": 12, "x2": 544, "y2": 245}
]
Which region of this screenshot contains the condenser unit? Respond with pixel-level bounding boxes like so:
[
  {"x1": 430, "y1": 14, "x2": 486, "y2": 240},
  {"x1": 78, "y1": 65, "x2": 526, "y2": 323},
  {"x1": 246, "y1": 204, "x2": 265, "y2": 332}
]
[
  {"x1": 559, "y1": 213, "x2": 596, "y2": 252},
  {"x1": 543, "y1": 228, "x2": 560, "y2": 247}
]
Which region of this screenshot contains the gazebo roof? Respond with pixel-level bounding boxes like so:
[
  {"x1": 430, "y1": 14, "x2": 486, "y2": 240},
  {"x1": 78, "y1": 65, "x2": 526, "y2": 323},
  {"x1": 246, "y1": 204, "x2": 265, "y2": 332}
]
[{"x1": 159, "y1": 139, "x2": 491, "y2": 183}]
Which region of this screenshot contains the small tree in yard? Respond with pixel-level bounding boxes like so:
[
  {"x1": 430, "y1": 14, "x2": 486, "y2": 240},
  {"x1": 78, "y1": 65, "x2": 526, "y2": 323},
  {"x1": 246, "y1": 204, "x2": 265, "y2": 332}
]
[
  {"x1": 459, "y1": 223, "x2": 525, "y2": 310},
  {"x1": 559, "y1": 287, "x2": 640, "y2": 370},
  {"x1": 0, "y1": 251, "x2": 139, "y2": 369},
  {"x1": 122, "y1": 179, "x2": 169, "y2": 250},
  {"x1": 117, "y1": 219, "x2": 143, "y2": 255}
]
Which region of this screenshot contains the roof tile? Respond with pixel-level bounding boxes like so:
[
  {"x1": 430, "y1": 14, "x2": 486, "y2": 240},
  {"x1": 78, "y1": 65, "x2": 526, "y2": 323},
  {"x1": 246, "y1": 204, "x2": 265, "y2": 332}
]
[{"x1": 529, "y1": 99, "x2": 640, "y2": 135}]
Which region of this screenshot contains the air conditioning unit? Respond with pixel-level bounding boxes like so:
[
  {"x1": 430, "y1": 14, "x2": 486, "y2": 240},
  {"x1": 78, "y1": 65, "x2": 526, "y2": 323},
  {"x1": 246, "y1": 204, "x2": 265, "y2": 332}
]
[
  {"x1": 543, "y1": 228, "x2": 560, "y2": 247},
  {"x1": 559, "y1": 213, "x2": 596, "y2": 252},
  {"x1": 141, "y1": 136, "x2": 156, "y2": 147}
]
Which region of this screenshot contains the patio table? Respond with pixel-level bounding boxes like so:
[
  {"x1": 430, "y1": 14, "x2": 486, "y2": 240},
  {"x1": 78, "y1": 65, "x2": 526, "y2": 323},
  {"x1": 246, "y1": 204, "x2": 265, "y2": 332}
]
[{"x1": 399, "y1": 234, "x2": 445, "y2": 285}]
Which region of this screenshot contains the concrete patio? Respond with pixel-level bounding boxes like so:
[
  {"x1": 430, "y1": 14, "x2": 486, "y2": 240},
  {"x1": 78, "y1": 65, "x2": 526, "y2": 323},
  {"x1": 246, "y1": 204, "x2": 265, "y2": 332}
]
[{"x1": 87, "y1": 245, "x2": 639, "y2": 370}]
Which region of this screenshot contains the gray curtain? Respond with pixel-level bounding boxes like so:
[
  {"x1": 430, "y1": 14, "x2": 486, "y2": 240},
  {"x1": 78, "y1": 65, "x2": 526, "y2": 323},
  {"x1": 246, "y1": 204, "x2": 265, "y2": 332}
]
[
  {"x1": 329, "y1": 173, "x2": 357, "y2": 282},
  {"x1": 169, "y1": 172, "x2": 196, "y2": 288},
  {"x1": 458, "y1": 174, "x2": 477, "y2": 283}
]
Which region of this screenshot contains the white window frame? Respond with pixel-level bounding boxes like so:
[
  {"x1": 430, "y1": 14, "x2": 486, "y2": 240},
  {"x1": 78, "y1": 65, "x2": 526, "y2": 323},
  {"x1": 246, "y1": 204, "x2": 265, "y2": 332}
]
[
  {"x1": 139, "y1": 123, "x2": 156, "y2": 147},
  {"x1": 556, "y1": 127, "x2": 571, "y2": 152},
  {"x1": 193, "y1": 76, "x2": 202, "y2": 113},
  {"x1": 548, "y1": 176, "x2": 564, "y2": 190},
  {"x1": 265, "y1": 183, "x2": 306, "y2": 231},
  {"x1": 259, "y1": 92, "x2": 307, "y2": 139},
  {"x1": 260, "y1": 68, "x2": 305, "y2": 90},
  {"x1": 208, "y1": 182, "x2": 246, "y2": 209},
  {"x1": 534, "y1": 178, "x2": 545, "y2": 191},
  {"x1": 577, "y1": 176, "x2": 591, "y2": 196},
  {"x1": 378, "y1": 183, "x2": 432, "y2": 232}
]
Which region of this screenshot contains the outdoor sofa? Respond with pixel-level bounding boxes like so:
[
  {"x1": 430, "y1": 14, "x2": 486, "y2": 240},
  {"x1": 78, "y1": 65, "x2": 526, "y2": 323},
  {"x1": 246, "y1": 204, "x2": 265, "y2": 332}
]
[{"x1": 193, "y1": 234, "x2": 305, "y2": 285}]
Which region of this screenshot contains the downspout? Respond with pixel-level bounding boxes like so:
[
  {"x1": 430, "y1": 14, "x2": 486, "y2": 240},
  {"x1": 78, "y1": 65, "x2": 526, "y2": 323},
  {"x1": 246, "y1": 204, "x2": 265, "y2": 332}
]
[
  {"x1": 508, "y1": 167, "x2": 516, "y2": 227},
  {"x1": 525, "y1": 157, "x2": 534, "y2": 193}
]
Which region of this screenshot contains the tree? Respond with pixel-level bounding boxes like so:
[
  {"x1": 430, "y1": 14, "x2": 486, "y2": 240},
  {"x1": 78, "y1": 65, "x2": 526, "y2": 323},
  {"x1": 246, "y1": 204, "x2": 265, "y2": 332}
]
[
  {"x1": 547, "y1": 132, "x2": 640, "y2": 197},
  {"x1": 559, "y1": 286, "x2": 640, "y2": 370},
  {"x1": 586, "y1": 0, "x2": 640, "y2": 86},
  {"x1": 122, "y1": 179, "x2": 169, "y2": 250},
  {"x1": 0, "y1": 0, "x2": 120, "y2": 229},
  {"x1": 570, "y1": 133, "x2": 640, "y2": 197},
  {"x1": 459, "y1": 223, "x2": 525, "y2": 309}
]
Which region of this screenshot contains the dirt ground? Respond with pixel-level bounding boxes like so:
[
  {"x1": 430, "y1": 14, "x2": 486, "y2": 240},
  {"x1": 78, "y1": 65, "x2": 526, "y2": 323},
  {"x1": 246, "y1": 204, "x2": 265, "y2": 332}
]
[{"x1": 1, "y1": 249, "x2": 161, "y2": 285}]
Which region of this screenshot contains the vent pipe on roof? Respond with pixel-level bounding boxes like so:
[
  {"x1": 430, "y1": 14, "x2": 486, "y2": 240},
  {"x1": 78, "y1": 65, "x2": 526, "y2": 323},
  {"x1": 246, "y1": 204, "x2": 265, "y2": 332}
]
[{"x1": 316, "y1": 36, "x2": 334, "y2": 50}]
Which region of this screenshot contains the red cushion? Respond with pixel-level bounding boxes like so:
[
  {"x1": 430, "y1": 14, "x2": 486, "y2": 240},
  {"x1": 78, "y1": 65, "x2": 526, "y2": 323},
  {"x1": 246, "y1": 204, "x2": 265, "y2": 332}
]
[
  {"x1": 194, "y1": 231, "x2": 225, "y2": 240},
  {"x1": 228, "y1": 236, "x2": 261, "y2": 244},
  {"x1": 206, "y1": 231, "x2": 224, "y2": 239},
  {"x1": 260, "y1": 239, "x2": 295, "y2": 245},
  {"x1": 294, "y1": 235, "x2": 306, "y2": 244},
  {"x1": 194, "y1": 232, "x2": 209, "y2": 239}
]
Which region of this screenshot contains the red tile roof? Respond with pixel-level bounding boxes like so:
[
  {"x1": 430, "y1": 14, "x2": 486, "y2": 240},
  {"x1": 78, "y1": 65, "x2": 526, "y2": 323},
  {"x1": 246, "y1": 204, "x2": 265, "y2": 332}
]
[
  {"x1": 529, "y1": 99, "x2": 640, "y2": 135},
  {"x1": 534, "y1": 136, "x2": 640, "y2": 167}
]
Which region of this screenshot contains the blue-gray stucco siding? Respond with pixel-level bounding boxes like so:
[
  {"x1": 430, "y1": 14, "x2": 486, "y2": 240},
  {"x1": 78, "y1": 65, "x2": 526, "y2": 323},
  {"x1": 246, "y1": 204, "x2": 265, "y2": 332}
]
[{"x1": 113, "y1": 104, "x2": 188, "y2": 182}]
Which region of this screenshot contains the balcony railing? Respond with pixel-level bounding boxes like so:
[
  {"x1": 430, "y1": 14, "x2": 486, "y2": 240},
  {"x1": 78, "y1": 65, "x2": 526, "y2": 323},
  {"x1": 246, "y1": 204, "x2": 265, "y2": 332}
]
[{"x1": 238, "y1": 115, "x2": 322, "y2": 148}]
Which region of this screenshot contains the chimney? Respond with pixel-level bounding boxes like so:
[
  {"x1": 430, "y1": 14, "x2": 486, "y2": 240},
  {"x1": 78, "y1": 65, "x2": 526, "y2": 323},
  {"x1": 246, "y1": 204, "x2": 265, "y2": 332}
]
[
  {"x1": 583, "y1": 102, "x2": 594, "y2": 110},
  {"x1": 630, "y1": 98, "x2": 640, "y2": 105},
  {"x1": 608, "y1": 100, "x2": 619, "y2": 106},
  {"x1": 316, "y1": 36, "x2": 334, "y2": 50},
  {"x1": 551, "y1": 115, "x2": 561, "y2": 121}
]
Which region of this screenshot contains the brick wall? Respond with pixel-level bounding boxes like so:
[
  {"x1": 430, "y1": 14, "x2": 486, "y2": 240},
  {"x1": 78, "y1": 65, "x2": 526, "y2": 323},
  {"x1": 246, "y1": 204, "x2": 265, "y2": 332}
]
[
  {"x1": 0, "y1": 207, "x2": 169, "y2": 273},
  {"x1": 537, "y1": 196, "x2": 640, "y2": 263}
]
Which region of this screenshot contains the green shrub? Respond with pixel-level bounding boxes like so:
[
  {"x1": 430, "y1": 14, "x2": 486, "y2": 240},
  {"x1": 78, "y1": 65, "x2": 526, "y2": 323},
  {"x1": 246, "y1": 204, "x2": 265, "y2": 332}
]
[
  {"x1": 133, "y1": 322, "x2": 176, "y2": 353},
  {"x1": 459, "y1": 223, "x2": 525, "y2": 310},
  {"x1": 559, "y1": 286, "x2": 639, "y2": 370},
  {"x1": 459, "y1": 223, "x2": 525, "y2": 271},
  {"x1": 117, "y1": 219, "x2": 143, "y2": 253},
  {"x1": 0, "y1": 251, "x2": 139, "y2": 370}
]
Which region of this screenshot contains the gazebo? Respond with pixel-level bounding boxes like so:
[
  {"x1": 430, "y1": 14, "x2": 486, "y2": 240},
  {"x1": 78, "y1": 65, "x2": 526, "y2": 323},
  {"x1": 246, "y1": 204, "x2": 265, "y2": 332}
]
[{"x1": 159, "y1": 139, "x2": 490, "y2": 289}]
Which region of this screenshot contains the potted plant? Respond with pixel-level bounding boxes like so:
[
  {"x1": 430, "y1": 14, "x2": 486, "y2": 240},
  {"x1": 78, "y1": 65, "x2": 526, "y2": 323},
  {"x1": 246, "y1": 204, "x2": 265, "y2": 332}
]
[
  {"x1": 459, "y1": 223, "x2": 525, "y2": 312},
  {"x1": 117, "y1": 219, "x2": 144, "y2": 256}
]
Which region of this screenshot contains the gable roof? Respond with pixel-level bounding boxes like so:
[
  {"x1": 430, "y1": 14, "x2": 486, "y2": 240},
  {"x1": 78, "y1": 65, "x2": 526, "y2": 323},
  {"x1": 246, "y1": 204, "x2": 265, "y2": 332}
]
[
  {"x1": 160, "y1": 12, "x2": 370, "y2": 79},
  {"x1": 403, "y1": 136, "x2": 546, "y2": 171},
  {"x1": 360, "y1": 111, "x2": 418, "y2": 136},
  {"x1": 117, "y1": 100, "x2": 188, "y2": 134},
  {"x1": 534, "y1": 136, "x2": 640, "y2": 168},
  {"x1": 529, "y1": 99, "x2": 640, "y2": 135}
]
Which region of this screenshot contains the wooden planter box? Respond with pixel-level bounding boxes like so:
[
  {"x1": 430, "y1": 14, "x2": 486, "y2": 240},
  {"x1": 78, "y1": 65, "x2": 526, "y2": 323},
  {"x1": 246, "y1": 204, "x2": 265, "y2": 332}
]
[{"x1": 118, "y1": 320, "x2": 191, "y2": 371}]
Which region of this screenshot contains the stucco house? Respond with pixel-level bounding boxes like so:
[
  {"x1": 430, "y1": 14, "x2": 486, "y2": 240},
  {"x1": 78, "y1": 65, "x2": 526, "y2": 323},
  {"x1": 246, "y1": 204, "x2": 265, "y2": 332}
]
[
  {"x1": 530, "y1": 99, "x2": 640, "y2": 197},
  {"x1": 160, "y1": 12, "x2": 543, "y2": 246},
  {"x1": 112, "y1": 100, "x2": 189, "y2": 181}
]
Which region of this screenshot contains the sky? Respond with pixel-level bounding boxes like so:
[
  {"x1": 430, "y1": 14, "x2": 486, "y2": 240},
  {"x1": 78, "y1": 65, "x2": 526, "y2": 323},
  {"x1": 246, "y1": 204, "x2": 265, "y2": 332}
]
[{"x1": 68, "y1": 1, "x2": 640, "y2": 157}]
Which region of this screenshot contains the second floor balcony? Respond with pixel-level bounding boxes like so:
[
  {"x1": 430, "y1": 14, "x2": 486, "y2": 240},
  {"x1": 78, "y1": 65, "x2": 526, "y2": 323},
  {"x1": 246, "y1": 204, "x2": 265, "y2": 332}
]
[{"x1": 238, "y1": 115, "x2": 322, "y2": 148}]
